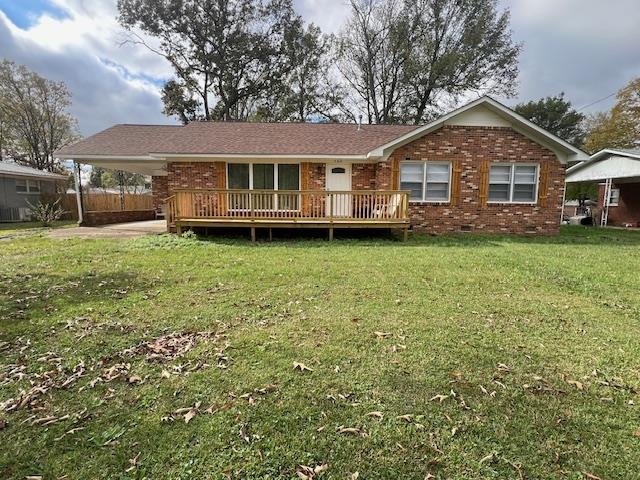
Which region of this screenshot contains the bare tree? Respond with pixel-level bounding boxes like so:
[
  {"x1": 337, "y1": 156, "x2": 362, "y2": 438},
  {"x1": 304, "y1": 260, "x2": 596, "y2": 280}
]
[
  {"x1": 0, "y1": 60, "x2": 78, "y2": 172},
  {"x1": 336, "y1": 0, "x2": 521, "y2": 124}
]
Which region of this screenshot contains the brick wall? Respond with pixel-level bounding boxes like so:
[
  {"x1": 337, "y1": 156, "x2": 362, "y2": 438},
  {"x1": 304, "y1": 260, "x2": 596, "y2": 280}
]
[
  {"x1": 385, "y1": 125, "x2": 565, "y2": 235},
  {"x1": 352, "y1": 163, "x2": 376, "y2": 190},
  {"x1": 598, "y1": 182, "x2": 640, "y2": 227},
  {"x1": 167, "y1": 162, "x2": 226, "y2": 194},
  {"x1": 82, "y1": 210, "x2": 155, "y2": 226},
  {"x1": 151, "y1": 176, "x2": 168, "y2": 209}
]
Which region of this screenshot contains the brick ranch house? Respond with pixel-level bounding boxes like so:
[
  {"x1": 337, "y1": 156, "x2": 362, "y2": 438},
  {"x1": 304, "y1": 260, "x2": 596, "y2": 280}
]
[
  {"x1": 56, "y1": 97, "x2": 588, "y2": 239},
  {"x1": 567, "y1": 148, "x2": 640, "y2": 227}
]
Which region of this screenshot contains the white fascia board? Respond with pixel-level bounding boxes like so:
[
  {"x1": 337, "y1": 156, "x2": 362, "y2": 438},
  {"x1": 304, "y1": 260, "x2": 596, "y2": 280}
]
[
  {"x1": 366, "y1": 96, "x2": 590, "y2": 164},
  {"x1": 56, "y1": 154, "x2": 162, "y2": 161},
  {"x1": 150, "y1": 153, "x2": 372, "y2": 162},
  {"x1": 0, "y1": 172, "x2": 67, "y2": 181}
]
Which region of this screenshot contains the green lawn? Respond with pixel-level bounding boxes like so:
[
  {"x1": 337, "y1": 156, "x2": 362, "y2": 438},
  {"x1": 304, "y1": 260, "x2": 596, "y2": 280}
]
[
  {"x1": 0, "y1": 220, "x2": 75, "y2": 237},
  {"x1": 1, "y1": 227, "x2": 639, "y2": 479}
]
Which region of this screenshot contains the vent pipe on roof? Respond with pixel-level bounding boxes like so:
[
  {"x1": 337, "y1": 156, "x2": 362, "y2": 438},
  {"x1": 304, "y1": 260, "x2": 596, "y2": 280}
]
[{"x1": 357, "y1": 114, "x2": 363, "y2": 131}]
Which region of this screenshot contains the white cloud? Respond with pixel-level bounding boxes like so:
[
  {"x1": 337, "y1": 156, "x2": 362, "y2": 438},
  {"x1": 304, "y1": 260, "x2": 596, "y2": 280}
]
[{"x1": 0, "y1": 1, "x2": 174, "y2": 136}]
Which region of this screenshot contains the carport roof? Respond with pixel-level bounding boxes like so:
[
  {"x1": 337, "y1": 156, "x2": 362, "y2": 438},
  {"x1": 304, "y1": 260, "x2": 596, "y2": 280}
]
[{"x1": 566, "y1": 149, "x2": 640, "y2": 183}]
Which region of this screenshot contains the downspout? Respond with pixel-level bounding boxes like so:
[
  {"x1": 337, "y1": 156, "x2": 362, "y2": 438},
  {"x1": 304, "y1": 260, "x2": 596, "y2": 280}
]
[{"x1": 73, "y1": 161, "x2": 84, "y2": 225}]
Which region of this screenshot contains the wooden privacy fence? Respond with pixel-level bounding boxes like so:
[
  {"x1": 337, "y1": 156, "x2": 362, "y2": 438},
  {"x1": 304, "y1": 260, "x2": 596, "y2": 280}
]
[{"x1": 45, "y1": 193, "x2": 153, "y2": 220}]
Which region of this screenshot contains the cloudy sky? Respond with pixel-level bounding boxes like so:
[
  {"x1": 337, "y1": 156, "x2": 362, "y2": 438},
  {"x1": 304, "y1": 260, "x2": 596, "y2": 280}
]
[{"x1": 1, "y1": 0, "x2": 639, "y2": 136}]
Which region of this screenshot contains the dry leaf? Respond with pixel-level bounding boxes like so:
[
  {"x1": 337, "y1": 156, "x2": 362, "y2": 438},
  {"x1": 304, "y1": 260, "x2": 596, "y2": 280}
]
[
  {"x1": 373, "y1": 331, "x2": 392, "y2": 339},
  {"x1": 397, "y1": 414, "x2": 413, "y2": 423},
  {"x1": 366, "y1": 411, "x2": 383, "y2": 420},
  {"x1": 567, "y1": 380, "x2": 584, "y2": 390},
  {"x1": 430, "y1": 394, "x2": 449, "y2": 403},
  {"x1": 0, "y1": 419, "x2": 7, "y2": 430},
  {"x1": 25, "y1": 476, "x2": 43, "y2": 480},
  {"x1": 583, "y1": 473, "x2": 602, "y2": 480},
  {"x1": 128, "y1": 375, "x2": 142, "y2": 385},
  {"x1": 350, "y1": 473, "x2": 359, "y2": 480},
  {"x1": 293, "y1": 362, "x2": 313, "y2": 373},
  {"x1": 337, "y1": 426, "x2": 366, "y2": 437},
  {"x1": 634, "y1": 427, "x2": 640, "y2": 437},
  {"x1": 160, "y1": 370, "x2": 171, "y2": 379},
  {"x1": 239, "y1": 423, "x2": 251, "y2": 443}
]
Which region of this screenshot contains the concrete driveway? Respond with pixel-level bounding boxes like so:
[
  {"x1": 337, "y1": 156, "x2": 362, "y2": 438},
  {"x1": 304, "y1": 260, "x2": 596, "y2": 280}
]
[{"x1": 50, "y1": 220, "x2": 167, "y2": 239}]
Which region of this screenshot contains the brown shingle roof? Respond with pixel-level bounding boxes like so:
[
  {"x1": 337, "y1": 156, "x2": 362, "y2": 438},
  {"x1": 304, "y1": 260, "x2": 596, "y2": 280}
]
[{"x1": 56, "y1": 122, "x2": 419, "y2": 158}]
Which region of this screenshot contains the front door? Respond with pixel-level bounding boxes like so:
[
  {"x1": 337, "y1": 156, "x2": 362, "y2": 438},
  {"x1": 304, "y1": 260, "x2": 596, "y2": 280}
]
[{"x1": 325, "y1": 163, "x2": 352, "y2": 217}]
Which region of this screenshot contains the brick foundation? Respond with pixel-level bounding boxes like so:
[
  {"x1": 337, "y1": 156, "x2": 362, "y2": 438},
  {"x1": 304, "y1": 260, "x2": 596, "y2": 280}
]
[{"x1": 82, "y1": 210, "x2": 155, "y2": 226}]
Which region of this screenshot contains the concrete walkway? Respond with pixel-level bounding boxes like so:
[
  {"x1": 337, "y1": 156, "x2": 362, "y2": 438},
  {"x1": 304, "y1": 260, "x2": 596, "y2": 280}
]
[{"x1": 50, "y1": 220, "x2": 167, "y2": 239}]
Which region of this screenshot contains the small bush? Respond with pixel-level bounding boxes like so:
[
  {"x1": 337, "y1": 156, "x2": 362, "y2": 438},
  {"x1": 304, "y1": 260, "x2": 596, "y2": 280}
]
[
  {"x1": 181, "y1": 229, "x2": 198, "y2": 240},
  {"x1": 26, "y1": 199, "x2": 66, "y2": 226}
]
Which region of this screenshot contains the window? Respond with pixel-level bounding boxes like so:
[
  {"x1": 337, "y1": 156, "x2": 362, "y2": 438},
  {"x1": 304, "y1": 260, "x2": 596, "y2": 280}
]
[
  {"x1": 228, "y1": 163, "x2": 300, "y2": 191},
  {"x1": 609, "y1": 188, "x2": 620, "y2": 206},
  {"x1": 15, "y1": 179, "x2": 40, "y2": 194},
  {"x1": 227, "y1": 163, "x2": 300, "y2": 210},
  {"x1": 400, "y1": 161, "x2": 451, "y2": 202},
  {"x1": 488, "y1": 164, "x2": 538, "y2": 203}
]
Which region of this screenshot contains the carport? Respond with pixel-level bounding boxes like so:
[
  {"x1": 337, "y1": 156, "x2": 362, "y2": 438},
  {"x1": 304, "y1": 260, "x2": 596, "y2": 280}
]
[{"x1": 566, "y1": 149, "x2": 640, "y2": 227}]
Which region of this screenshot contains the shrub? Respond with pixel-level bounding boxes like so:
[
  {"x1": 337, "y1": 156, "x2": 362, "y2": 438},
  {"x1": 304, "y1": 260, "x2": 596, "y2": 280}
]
[{"x1": 26, "y1": 199, "x2": 66, "y2": 226}]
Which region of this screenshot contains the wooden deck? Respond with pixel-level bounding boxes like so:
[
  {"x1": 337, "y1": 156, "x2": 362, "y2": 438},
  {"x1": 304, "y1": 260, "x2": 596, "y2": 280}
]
[{"x1": 165, "y1": 189, "x2": 410, "y2": 240}]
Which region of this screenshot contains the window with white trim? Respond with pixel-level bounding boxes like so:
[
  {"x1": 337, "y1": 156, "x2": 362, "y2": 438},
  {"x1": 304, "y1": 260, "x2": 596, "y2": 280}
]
[
  {"x1": 400, "y1": 161, "x2": 451, "y2": 202},
  {"x1": 488, "y1": 164, "x2": 538, "y2": 203},
  {"x1": 609, "y1": 188, "x2": 620, "y2": 206},
  {"x1": 227, "y1": 163, "x2": 299, "y2": 191},
  {"x1": 227, "y1": 163, "x2": 300, "y2": 210},
  {"x1": 15, "y1": 179, "x2": 40, "y2": 194}
]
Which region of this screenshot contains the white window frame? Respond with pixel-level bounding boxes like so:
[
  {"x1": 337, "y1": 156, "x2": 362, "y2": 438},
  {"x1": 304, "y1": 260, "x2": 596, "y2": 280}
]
[
  {"x1": 400, "y1": 161, "x2": 452, "y2": 203},
  {"x1": 226, "y1": 162, "x2": 302, "y2": 212},
  {"x1": 609, "y1": 188, "x2": 620, "y2": 206},
  {"x1": 488, "y1": 163, "x2": 539, "y2": 204},
  {"x1": 15, "y1": 179, "x2": 41, "y2": 194}
]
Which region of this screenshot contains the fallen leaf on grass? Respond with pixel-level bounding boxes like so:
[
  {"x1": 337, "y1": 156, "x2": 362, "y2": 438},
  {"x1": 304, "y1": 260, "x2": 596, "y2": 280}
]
[
  {"x1": 567, "y1": 380, "x2": 584, "y2": 390},
  {"x1": 365, "y1": 411, "x2": 383, "y2": 420},
  {"x1": 373, "y1": 331, "x2": 392, "y2": 339},
  {"x1": 125, "y1": 452, "x2": 141, "y2": 473},
  {"x1": 25, "y1": 476, "x2": 43, "y2": 480},
  {"x1": 239, "y1": 423, "x2": 251, "y2": 443},
  {"x1": 160, "y1": 370, "x2": 171, "y2": 379},
  {"x1": 396, "y1": 414, "x2": 413, "y2": 423},
  {"x1": 293, "y1": 362, "x2": 313, "y2": 373},
  {"x1": 430, "y1": 394, "x2": 449, "y2": 403},
  {"x1": 128, "y1": 375, "x2": 143, "y2": 385},
  {"x1": 0, "y1": 419, "x2": 6, "y2": 430},
  {"x1": 583, "y1": 473, "x2": 602, "y2": 480},
  {"x1": 635, "y1": 428, "x2": 640, "y2": 438},
  {"x1": 350, "y1": 473, "x2": 359, "y2": 480},
  {"x1": 296, "y1": 464, "x2": 328, "y2": 479},
  {"x1": 337, "y1": 426, "x2": 366, "y2": 437}
]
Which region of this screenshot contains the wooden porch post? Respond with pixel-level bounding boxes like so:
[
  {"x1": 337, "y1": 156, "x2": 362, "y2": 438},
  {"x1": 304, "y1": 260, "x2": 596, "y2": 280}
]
[{"x1": 72, "y1": 161, "x2": 84, "y2": 225}]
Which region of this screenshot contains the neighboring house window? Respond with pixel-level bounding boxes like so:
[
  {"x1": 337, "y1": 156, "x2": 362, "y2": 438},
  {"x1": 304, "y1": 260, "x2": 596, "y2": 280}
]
[
  {"x1": 400, "y1": 161, "x2": 451, "y2": 202},
  {"x1": 609, "y1": 188, "x2": 620, "y2": 206},
  {"x1": 488, "y1": 164, "x2": 538, "y2": 203},
  {"x1": 15, "y1": 179, "x2": 40, "y2": 194}
]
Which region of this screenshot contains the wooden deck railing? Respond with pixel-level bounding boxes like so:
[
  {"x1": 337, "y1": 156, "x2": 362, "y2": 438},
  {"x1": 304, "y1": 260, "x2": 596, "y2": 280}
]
[{"x1": 165, "y1": 189, "x2": 409, "y2": 225}]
